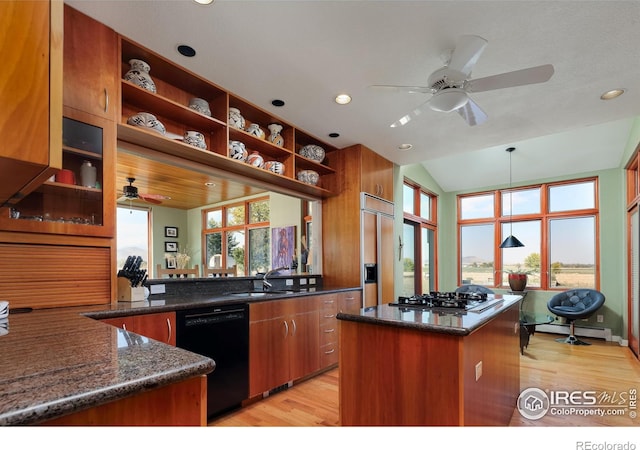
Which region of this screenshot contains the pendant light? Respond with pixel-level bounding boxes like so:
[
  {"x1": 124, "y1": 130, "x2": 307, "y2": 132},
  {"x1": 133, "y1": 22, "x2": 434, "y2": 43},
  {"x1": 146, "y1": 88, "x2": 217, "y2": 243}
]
[{"x1": 500, "y1": 147, "x2": 524, "y2": 248}]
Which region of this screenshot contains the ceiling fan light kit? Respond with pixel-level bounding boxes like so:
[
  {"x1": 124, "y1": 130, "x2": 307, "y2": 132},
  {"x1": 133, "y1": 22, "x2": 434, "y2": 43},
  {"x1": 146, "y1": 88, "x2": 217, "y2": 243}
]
[{"x1": 428, "y1": 88, "x2": 469, "y2": 112}]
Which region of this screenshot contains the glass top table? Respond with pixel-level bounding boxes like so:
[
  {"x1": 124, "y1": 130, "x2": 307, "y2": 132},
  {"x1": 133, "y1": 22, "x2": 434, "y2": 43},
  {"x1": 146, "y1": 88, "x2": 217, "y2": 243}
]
[{"x1": 520, "y1": 312, "x2": 554, "y2": 354}]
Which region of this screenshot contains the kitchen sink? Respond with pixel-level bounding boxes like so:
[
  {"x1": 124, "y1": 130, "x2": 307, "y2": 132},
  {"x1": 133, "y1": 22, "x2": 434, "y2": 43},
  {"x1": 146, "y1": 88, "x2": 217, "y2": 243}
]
[{"x1": 229, "y1": 292, "x2": 268, "y2": 297}]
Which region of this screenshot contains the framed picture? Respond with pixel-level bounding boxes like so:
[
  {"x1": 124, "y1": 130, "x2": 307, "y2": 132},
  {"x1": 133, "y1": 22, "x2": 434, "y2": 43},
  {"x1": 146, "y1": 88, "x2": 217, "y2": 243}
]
[
  {"x1": 166, "y1": 256, "x2": 177, "y2": 269},
  {"x1": 271, "y1": 225, "x2": 295, "y2": 270},
  {"x1": 165, "y1": 226, "x2": 178, "y2": 238},
  {"x1": 165, "y1": 241, "x2": 178, "y2": 252}
]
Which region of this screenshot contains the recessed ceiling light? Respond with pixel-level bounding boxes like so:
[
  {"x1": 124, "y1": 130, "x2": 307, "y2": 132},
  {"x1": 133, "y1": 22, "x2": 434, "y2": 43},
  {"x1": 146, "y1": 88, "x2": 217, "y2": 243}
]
[
  {"x1": 398, "y1": 144, "x2": 413, "y2": 151},
  {"x1": 205, "y1": 182, "x2": 216, "y2": 187},
  {"x1": 600, "y1": 89, "x2": 625, "y2": 100},
  {"x1": 328, "y1": 132, "x2": 340, "y2": 138},
  {"x1": 177, "y1": 44, "x2": 196, "y2": 57},
  {"x1": 335, "y1": 94, "x2": 352, "y2": 105},
  {"x1": 194, "y1": 0, "x2": 214, "y2": 4},
  {"x1": 271, "y1": 99, "x2": 285, "y2": 107}
]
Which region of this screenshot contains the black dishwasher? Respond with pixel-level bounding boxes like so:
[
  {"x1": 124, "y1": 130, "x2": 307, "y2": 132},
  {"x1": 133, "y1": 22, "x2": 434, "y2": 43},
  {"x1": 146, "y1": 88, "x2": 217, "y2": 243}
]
[{"x1": 176, "y1": 303, "x2": 249, "y2": 420}]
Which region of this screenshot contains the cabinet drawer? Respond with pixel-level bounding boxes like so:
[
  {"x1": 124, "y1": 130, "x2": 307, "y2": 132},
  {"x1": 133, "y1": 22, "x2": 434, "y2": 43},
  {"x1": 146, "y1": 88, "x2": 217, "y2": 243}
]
[
  {"x1": 320, "y1": 323, "x2": 338, "y2": 346},
  {"x1": 320, "y1": 343, "x2": 338, "y2": 367}
]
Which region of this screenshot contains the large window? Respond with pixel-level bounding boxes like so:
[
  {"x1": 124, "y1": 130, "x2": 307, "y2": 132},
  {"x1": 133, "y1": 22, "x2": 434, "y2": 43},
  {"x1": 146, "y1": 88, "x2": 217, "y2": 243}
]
[
  {"x1": 458, "y1": 177, "x2": 598, "y2": 290},
  {"x1": 202, "y1": 197, "x2": 270, "y2": 276},
  {"x1": 402, "y1": 179, "x2": 437, "y2": 296},
  {"x1": 116, "y1": 206, "x2": 150, "y2": 270}
]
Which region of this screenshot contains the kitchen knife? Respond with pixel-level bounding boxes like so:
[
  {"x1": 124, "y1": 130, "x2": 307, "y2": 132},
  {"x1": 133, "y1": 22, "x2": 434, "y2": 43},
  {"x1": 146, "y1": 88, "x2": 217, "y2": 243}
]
[
  {"x1": 118, "y1": 255, "x2": 135, "y2": 277},
  {"x1": 132, "y1": 256, "x2": 143, "y2": 273}
]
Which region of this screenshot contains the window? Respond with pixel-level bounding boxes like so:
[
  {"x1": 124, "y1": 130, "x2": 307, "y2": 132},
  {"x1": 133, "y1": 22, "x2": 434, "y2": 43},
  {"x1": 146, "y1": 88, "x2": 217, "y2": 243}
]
[
  {"x1": 458, "y1": 177, "x2": 599, "y2": 290},
  {"x1": 202, "y1": 197, "x2": 270, "y2": 276},
  {"x1": 116, "y1": 206, "x2": 150, "y2": 270},
  {"x1": 402, "y1": 179, "x2": 437, "y2": 296}
]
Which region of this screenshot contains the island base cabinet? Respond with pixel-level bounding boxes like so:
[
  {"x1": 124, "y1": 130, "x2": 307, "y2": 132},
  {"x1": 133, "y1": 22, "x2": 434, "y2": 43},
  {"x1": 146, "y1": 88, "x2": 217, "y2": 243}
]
[
  {"x1": 339, "y1": 302, "x2": 520, "y2": 426},
  {"x1": 41, "y1": 375, "x2": 207, "y2": 426}
]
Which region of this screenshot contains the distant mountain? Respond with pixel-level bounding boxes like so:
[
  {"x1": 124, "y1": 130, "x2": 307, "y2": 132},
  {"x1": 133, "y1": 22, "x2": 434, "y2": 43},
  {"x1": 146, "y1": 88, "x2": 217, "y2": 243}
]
[
  {"x1": 462, "y1": 255, "x2": 487, "y2": 265},
  {"x1": 117, "y1": 246, "x2": 147, "y2": 262}
]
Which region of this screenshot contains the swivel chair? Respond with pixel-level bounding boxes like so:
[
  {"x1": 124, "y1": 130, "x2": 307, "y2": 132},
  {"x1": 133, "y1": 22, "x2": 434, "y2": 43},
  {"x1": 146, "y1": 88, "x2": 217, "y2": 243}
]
[
  {"x1": 455, "y1": 284, "x2": 495, "y2": 295},
  {"x1": 547, "y1": 289, "x2": 605, "y2": 345}
]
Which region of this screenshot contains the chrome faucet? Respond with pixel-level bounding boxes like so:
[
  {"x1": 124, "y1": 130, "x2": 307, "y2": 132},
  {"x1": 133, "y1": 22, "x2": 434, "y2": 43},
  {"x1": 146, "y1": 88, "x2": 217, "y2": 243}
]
[{"x1": 263, "y1": 266, "x2": 289, "y2": 290}]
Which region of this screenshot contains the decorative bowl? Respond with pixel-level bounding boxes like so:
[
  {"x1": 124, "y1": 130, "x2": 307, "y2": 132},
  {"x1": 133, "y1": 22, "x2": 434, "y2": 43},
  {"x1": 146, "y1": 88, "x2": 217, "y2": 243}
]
[
  {"x1": 229, "y1": 140, "x2": 248, "y2": 161},
  {"x1": 123, "y1": 59, "x2": 157, "y2": 93},
  {"x1": 297, "y1": 169, "x2": 319, "y2": 186},
  {"x1": 189, "y1": 97, "x2": 211, "y2": 116},
  {"x1": 127, "y1": 112, "x2": 166, "y2": 135},
  {"x1": 247, "y1": 151, "x2": 264, "y2": 168},
  {"x1": 245, "y1": 123, "x2": 265, "y2": 140},
  {"x1": 184, "y1": 130, "x2": 207, "y2": 149},
  {"x1": 264, "y1": 160, "x2": 285, "y2": 175},
  {"x1": 299, "y1": 144, "x2": 325, "y2": 163}
]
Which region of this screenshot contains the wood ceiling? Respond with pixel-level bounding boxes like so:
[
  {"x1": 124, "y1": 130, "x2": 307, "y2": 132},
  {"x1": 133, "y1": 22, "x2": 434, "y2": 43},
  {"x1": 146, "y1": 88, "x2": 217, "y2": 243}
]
[{"x1": 116, "y1": 147, "x2": 267, "y2": 210}]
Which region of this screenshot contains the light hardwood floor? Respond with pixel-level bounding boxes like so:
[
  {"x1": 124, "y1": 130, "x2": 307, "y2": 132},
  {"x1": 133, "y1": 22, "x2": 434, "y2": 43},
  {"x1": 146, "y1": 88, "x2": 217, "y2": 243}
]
[{"x1": 209, "y1": 332, "x2": 640, "y2": 427}]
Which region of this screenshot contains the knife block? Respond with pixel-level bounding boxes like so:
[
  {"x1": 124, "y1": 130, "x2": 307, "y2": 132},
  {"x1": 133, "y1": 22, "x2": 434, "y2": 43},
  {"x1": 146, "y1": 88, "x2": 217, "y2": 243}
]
[{"x1": 117, "y1": 277, "x2": 146, "y2": 302}]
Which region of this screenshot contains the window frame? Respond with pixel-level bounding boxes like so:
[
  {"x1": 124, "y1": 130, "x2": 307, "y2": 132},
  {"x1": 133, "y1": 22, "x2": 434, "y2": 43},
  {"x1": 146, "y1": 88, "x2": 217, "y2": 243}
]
[
  {"x1": 402, "y1": 178, "x2": 438, "y2": 294},
  {"x1": 201, "y1": 196, "x2": 270, "y2": 276},
  {"x1": 457, "y1": 176, "x2": 600, "y2": 291}
]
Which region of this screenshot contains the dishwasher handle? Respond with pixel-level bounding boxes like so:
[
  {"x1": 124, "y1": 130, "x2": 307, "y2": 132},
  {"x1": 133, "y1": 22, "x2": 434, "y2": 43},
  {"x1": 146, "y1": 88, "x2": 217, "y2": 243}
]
[{"x1": 182, "y1": 307, "x2": 247, "y2": 327}]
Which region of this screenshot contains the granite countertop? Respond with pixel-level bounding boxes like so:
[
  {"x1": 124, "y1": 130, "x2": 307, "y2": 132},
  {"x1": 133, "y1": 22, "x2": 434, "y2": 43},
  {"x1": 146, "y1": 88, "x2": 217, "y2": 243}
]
[
  {"x1": 0, "y1": 285, "x2": 358, "y2": 425},
  {"x1": 87, "y1": 285, "x2": 360, "y2": 320},
  {"x1": 337, "y1": 294, "x2": 522, "y2": 336}
]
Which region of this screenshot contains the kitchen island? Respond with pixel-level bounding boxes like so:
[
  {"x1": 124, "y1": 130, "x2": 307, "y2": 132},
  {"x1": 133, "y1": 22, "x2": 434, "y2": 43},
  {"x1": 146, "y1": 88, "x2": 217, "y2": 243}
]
[
  {"x1": 0, "y1": 307, "x2": 214, "y2": 426},
  {"x1": 337, "y1": 294, "x2": 522, "y2": 426}
]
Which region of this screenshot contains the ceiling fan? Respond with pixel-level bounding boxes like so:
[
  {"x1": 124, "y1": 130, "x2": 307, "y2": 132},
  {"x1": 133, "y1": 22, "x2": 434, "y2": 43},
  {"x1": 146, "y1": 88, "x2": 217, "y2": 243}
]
[
  {"x1": 118, "y1": 177, "x2": 170, "y2": 205},
  {"x1": 372, "y1": 35, "x2": 554, "y2": 127}
]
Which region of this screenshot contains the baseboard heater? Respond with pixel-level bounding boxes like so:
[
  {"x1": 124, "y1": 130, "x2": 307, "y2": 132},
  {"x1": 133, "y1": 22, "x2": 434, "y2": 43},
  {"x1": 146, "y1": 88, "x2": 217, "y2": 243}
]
[
  {"x1": 536, "y1": 323, "x2": 612, "y2": 341},
  {"x1": 263, "y1": 381, "x2": 293, "y2": 398}
]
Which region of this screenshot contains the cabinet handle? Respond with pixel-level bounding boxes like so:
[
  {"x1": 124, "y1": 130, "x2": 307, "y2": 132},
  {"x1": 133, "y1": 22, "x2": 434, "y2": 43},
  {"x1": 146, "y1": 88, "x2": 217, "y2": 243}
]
[
  {"x1": 324, "y1": 348, "x2": 335, "y2": 355},
  {"x1": 324, "y1": 300, "x2": 335, "y2": 304},
  {"x1": 283, "y1": 320, "x2": 289, "y2": 338},
  {"x1": 166, "y1": 318, "x2": 172, "y2": 343},
  {"x1": 291, "y1": 319, "x2": 297, "y2": 336},
  {"x1": 324, "y1": 328, "x2": 335, "y2": 333},
  {"x1": 324, "y1": 314, "x2": 335, "y2": 319},
  {"x1": 104, "y1": 88, "x2": 109, "y2": 113}
]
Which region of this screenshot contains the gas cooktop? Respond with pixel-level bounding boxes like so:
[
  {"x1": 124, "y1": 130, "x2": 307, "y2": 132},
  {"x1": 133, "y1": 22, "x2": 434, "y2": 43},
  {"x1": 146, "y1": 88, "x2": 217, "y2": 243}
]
[{"x1": 389, "y1": 291, "x2": 502, "y2": 312}]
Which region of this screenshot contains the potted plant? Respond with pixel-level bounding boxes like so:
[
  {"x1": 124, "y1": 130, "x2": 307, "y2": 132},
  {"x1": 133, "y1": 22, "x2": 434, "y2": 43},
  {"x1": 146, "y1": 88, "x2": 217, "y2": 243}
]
[{"x1": 503, "y1": 266, "x2": 536, "y2": 292}]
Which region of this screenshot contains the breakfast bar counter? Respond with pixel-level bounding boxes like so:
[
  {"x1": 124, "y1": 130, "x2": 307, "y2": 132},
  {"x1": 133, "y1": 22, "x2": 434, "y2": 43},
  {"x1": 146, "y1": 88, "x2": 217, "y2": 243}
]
[
  {"x1": 337, "y1": 294, "x2": 522, "y2": 426},
  {"x1": 0, "y1": 307, "x2": 215, "y2": 426}
]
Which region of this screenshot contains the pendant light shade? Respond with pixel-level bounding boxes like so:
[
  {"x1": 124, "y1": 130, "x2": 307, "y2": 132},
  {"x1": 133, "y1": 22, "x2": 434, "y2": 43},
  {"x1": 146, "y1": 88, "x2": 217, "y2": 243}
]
[
  {"x1": 500, "y1": 234, "x2": 524, "y2": 248},
  {"x1": 500, "y1": 147, "x2": 524, "y2": 249}
]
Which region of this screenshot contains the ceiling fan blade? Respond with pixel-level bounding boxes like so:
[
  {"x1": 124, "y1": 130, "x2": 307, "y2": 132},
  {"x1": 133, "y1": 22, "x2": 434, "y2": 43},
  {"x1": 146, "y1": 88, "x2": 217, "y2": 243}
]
[
  {"x1": 466, "y1": 64, "x2": 554, "y2": 93},
  {"x1": 369, "y1": 84, "x2": 435, "y2": 94},
  {"x1": 138, "y1": 193, "x2": 166, "y2": 204},
  {"x1": 447, "y1": 35, "x2": 488, "y2": 77},
  {"x1": 456, "y1": 97, "x2": 488, "y2": 126},
  {"x1": 390, "y1": 99, "x2": 432, "y2": 127}
]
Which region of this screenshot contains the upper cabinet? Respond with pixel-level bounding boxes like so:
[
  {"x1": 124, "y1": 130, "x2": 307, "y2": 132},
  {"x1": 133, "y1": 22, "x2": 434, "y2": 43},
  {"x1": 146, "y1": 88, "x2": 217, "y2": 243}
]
[
  {"x1": 0, "y1": 0, "x2": 63, "y2": 208},
  {"x1": 63, "y1": 4, "x2": 119, "y2": 121},
  {"x1": 360, "y1": 146, "x2": 394, "y2": 201},
  {"x1": 117, "y1": 37, "x2": 337, "y2": 198},
  {"x1": 0, "y1": 4, "x2": 116, "y2": 237}
]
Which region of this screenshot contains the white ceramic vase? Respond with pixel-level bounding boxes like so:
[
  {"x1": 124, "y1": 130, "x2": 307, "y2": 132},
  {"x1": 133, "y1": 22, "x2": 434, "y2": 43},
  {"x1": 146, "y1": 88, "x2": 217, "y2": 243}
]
[
  {"x1": 267, "y1": 123, "x2": 284, "y2": 147},
  {"x1": 229, "y1": 140, "x2": 248, "y2": 161},
  {"x1": 228, "y1": 107, "x2": 245, "y2": 130},
  {"x1": 123, "y1": 59, "x2": 157, "y2": 93},
  {"x1": 247, "y1": 151, "x2": 264, "y2": 168},
  {"x1": 245, "y1": 123, "x2": 265, "y2": 139}
]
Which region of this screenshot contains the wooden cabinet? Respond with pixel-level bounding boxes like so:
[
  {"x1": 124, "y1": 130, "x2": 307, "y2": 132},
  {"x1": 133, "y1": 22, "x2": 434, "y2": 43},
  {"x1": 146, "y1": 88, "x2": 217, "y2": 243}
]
[
  {"x1": 322, "y1": 144, "x2": 395, "y2": 297},
  {"x1": 117, "y1": 37, "x2": 337, "y2": 198},
  {"x1": 338, "y1": 290, "x2": 362, "y2": 315},
  {"x1": 0, "y1": 0, "x2": 63, "y2": 208},
  {"x1": 360, "y1": 146, "x2": 394, "y2": 201},
  {"x1": 63, "y1": 5, "x2": 118, "y2": 121},
  {"x1": 249, "y1": 297, "x2": 320, "y2": 397},
  {"x1": 0, "y1": 5, "x2": 116, "y2": 238},
  {"x1": 319, "y1": 294, "x2": 338, "y2": 367},
  {"x1": 102, "y1": 311, "x2": 176, "y2": 346}
]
